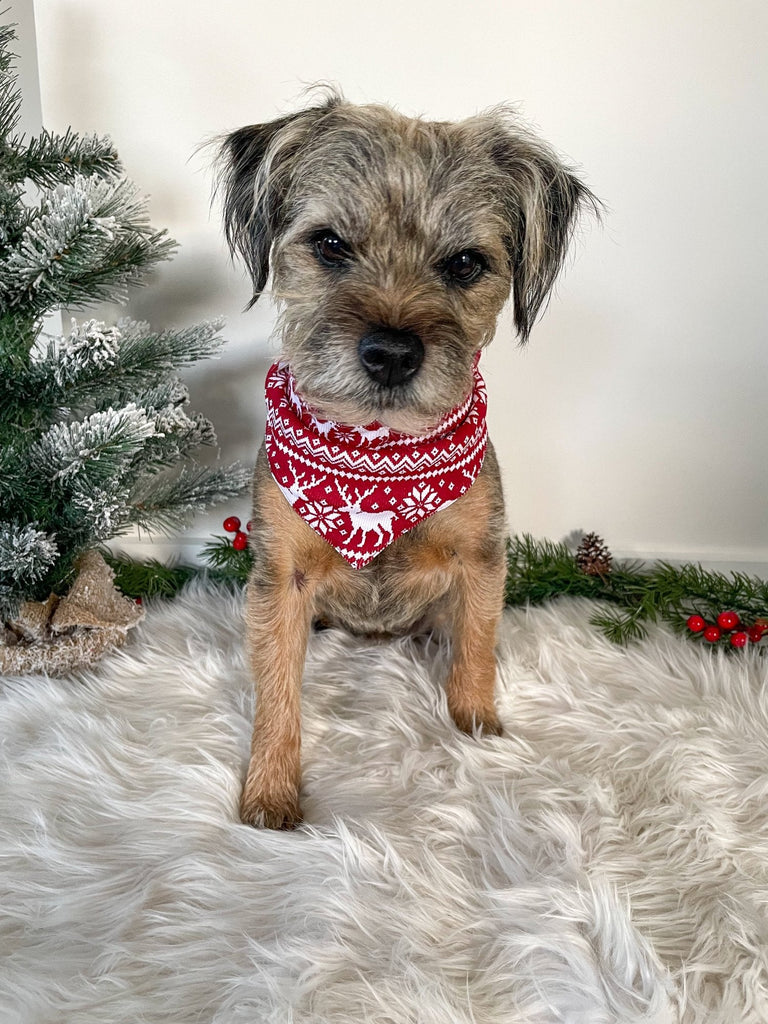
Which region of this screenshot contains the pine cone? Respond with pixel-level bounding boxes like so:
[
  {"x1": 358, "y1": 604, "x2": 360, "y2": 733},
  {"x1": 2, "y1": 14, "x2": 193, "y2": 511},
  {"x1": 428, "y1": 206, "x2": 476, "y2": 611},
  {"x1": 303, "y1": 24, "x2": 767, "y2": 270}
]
[{"x1": 576, "y1": 532, "x2": 613, "y2": 577}]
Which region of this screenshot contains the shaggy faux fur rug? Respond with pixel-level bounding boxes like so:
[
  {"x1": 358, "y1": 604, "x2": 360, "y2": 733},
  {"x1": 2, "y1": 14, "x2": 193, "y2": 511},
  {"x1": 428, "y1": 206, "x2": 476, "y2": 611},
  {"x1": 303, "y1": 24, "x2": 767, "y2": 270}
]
[{"x1": 1, "y1": 584, "x2": 767, "y2": 1023}]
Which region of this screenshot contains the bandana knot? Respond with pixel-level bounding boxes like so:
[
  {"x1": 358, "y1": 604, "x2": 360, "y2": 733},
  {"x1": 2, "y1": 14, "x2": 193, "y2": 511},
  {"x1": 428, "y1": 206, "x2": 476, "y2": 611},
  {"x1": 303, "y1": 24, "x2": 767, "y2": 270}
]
[{"x1": 264, "y1": 360, "x2": 488, "y2": 568}]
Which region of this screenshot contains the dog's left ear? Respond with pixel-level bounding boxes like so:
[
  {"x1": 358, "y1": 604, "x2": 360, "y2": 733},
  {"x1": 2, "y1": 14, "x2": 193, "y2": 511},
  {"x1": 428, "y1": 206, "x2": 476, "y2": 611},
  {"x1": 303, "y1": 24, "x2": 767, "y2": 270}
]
[
  {"x1": 489, "y1": 124, "x2": 600, "y2": 342},
  {"x1": 217, "y1": 95, "x2": 341, "y2": 306}
]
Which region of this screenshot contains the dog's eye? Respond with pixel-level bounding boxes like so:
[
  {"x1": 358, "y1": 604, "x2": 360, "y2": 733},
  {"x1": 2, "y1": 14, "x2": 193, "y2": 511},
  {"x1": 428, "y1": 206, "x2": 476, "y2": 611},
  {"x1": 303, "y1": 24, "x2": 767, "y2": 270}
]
[
  {"x1": 312, "y1": 231, "x2": 352, "y2": 267},
  {"x1": 441, "y1": 250, "x2": 487, "y2": 286}
]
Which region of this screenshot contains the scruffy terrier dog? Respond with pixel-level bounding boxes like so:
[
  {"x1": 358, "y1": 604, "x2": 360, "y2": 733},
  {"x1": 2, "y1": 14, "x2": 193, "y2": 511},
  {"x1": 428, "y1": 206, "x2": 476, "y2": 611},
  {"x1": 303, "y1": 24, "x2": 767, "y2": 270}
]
[{"x1": 219, "y1": 93, "x2": 597, "y2": 829}]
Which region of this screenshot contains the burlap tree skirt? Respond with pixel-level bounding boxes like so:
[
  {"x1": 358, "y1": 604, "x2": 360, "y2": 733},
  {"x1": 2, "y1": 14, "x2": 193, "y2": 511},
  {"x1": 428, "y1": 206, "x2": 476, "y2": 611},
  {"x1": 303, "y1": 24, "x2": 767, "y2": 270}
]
[{"x1": 1, "y1": 551, "x2": 144, "y2": 676}]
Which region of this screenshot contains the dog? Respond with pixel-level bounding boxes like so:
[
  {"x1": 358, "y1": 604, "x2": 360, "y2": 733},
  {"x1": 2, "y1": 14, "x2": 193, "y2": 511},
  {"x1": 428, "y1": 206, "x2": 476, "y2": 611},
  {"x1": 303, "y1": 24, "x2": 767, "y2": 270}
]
[{"x1": 218, "y1": 92, "x2": 597, "y2": 828}]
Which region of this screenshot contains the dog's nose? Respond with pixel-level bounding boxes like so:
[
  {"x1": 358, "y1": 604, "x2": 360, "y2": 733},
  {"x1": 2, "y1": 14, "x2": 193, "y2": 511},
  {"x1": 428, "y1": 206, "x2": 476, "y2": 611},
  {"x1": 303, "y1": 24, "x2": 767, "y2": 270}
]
[{"x1": 358, "y1": 329, "x2": 424, "y2": 387}]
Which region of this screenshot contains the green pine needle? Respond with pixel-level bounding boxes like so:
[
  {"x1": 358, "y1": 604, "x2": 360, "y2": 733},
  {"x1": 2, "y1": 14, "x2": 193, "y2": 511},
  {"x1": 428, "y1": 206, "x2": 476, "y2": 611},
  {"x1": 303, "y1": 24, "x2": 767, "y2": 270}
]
[
  {"x1": 2, "y1": 129, "x2": 121, "y2": 189},
  {"x1": 201, "y1": 535, "x2": 253, "y2": 583},
  {"x1": 103, "y1": 552, "x2": 199, "y2": 600},
  {"x1": 104, "y1": 539, "x2": 252, "y2": 600}
]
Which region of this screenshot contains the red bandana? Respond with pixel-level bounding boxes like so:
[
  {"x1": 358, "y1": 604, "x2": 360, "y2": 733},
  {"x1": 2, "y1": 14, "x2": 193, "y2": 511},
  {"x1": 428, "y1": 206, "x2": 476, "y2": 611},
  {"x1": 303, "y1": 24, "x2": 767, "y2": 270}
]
[{"x1": 264, "y1": 359, "x2": 488, "y2": 569}]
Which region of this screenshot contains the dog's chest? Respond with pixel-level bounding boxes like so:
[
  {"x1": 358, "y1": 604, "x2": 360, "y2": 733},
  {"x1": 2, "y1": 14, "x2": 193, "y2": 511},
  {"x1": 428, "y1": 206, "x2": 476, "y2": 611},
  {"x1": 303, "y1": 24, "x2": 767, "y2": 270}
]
[{"x1": 315, "y1": 525, "x2": 458, "y2": 637}]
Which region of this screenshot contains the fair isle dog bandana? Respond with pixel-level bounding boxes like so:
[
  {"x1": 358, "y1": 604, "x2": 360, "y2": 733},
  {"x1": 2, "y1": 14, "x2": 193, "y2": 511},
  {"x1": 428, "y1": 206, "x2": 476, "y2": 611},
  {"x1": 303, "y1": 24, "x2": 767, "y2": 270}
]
[{"x1": 264, "y1": 359, "x2": 488, "y2": 569}]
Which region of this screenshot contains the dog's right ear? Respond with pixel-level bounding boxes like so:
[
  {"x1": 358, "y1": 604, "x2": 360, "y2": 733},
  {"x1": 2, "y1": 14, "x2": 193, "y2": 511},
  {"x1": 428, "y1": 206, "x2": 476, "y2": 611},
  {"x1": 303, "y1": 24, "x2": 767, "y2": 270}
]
[
  {"x1": 483, "y1": 113, "x2": 601, "y2": 343},
  {"x1": 217, "y1": 98, "x2": 339, "y2": 306}
]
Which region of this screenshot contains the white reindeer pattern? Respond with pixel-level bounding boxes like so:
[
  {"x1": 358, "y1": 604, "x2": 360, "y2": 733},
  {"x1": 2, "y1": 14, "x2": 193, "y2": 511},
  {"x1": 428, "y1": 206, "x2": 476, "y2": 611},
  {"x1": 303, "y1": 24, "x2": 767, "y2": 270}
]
[
  {"x1": 284, "y1": 372, "x2": 337, "y2": 440},
  {"x1": 283, "y1": 366, "x2": 391, "y2": 446},
  {"x1": 285, "y1": 372, "x2": 303, "y2": 416},
  {"x1": 336, "y1": 482, "x2": 397, "y2": 549},
  {"x1": 274, "y1": 459, "x2": 325, "y2": 507},
  {"x1": 306, "y1": 412, "x2": 335, "y2": 439},
  {"x1": 351, "y1": 423, "x2": 391, "y2": 444}
]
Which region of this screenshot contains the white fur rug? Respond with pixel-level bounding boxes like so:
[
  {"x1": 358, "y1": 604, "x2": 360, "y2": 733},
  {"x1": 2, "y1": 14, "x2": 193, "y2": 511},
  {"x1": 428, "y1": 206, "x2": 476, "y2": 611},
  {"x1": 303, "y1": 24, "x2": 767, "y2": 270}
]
[{"x1": 1, "y1": 583, "x2": 767, "y2": 1023}]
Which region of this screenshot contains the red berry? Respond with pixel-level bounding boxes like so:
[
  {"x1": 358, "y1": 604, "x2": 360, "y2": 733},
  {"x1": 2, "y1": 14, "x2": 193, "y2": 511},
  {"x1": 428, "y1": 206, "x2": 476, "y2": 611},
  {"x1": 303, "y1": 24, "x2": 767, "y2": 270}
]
[
  {"x1": 223, "y1": 516, "x2": 241, "y2": 533},
  {"x1": 246, "y1": 520, "x2": 253, "y2": 532},
  {"x1": 703, "y1": 626, "x2": 722, "y2": 643},
  {"x1": 747, "y1": 625, "x2": 765, "y2": 643},
  {"x1": 135, "y1": 596, "x2": 143, "y2": 605},
  {"x1": 232, "y1": 530, "x2": 248, "y2": 551},
  {"x1": 686, "y1": 615, "x2": 706, "y2": 633},
  {"x1": 717, "y1": 610, "x2": 740, "y2": 630},
  {"x1": 730, "y1": 631, "x2": 748, "y2": 648}
]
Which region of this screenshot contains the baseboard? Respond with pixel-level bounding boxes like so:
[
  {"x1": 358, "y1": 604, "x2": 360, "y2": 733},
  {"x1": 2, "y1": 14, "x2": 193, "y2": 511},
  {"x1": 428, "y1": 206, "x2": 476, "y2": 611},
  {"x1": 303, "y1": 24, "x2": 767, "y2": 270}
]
[{"x1": 612, "y1": 549, "x2": 768, "y2": 579}]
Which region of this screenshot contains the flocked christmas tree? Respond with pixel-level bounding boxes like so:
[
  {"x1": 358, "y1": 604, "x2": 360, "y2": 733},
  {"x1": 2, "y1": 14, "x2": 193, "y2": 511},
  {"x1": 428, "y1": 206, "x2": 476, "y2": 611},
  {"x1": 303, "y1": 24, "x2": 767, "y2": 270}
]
[{"x1": 0, "y1": 24, "x2": 248, "y2": 669}]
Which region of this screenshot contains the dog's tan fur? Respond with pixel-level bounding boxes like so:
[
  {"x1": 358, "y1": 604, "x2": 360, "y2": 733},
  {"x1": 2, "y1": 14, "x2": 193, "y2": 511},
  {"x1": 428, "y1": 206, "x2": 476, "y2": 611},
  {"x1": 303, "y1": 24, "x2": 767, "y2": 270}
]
[{"x1": 219, "y1": 93, "x2": 597, "y2": 828}]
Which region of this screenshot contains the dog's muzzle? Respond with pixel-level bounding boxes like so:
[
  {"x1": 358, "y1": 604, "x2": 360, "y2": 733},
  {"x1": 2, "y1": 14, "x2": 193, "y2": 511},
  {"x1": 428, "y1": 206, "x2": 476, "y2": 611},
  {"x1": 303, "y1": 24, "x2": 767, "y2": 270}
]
[{"x1": 358, "y1": 328, "x2": 424, "y2": 387}]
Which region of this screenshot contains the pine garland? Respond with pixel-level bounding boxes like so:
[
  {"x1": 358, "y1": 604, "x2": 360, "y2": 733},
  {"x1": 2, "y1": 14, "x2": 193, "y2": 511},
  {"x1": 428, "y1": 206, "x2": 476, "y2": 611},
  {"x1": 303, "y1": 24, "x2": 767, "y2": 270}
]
[
  {"x1": 103, "y1": 541, "x2": 251, "y2": 599},
  {"x1": 105, "y1": 530, "x2": 767, "y2": 652},
  {"x1": 505, "y1": 534, "x2": 768, "y2": 648},
  {"x1": 104, "y1": 555, "x2": 200, "y2": 601}
]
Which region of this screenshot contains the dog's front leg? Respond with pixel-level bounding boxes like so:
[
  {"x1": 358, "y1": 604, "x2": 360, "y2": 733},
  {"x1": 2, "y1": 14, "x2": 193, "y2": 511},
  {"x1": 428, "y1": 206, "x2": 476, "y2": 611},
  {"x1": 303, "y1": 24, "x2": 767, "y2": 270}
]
[
  {"x1": 240, "y1": 569, "x2": 314, "y2": 829},
  {"x1": 445, "y1": 555, "x2": 505, "y2": 737}
]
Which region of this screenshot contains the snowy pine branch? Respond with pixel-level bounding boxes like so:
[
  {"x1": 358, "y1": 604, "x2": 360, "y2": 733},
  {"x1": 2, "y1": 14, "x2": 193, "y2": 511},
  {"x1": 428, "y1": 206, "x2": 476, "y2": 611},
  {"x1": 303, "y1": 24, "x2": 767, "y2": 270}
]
[
  {"x1": 68, "y1": 482, "x2": 132, "y2": 543},
  {"x1": 139, "y1": 409, "x2": 217, "y2": 470},
  {"x1": 53, "y1": 318, "x2": 122, "y2": 382},
  {"x1": 0, "y1": 521, "x2": 59, "y2": 617},
  {"x1": 3, "y1": 129, "x2": 121, "y2": 189},
  {"x1": 0, "y1": 175, "x2": 175, "y2": 314},
  {"x1": 115, "y1": 318, "x2": 226, "y2": 375},
  {"x1": 0, "y1": 318, "x2": 227, "y2": 441},
  {"x1": 128, "y1": 462, "x2": 251, "y2": 534},
  {"x1": 0, "y1": 521, "x2": 58, "y2": 582},
  {"x1": 34, "y1": 404, "x2": 158, "y2": 485},
  {"x1": 128, "y1": 378, "x2": 218, "y2": 470}
]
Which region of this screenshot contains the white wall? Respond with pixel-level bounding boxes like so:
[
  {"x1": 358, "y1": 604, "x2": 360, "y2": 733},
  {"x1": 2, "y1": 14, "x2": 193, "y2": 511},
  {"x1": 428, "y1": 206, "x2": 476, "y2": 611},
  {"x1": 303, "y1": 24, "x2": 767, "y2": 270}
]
[
  {"x1": 23, "y1": 0, "x2": 768, "y2": 570},
  {"x1": 9, "y1": 1, "x2": 42, "y2": 133}
]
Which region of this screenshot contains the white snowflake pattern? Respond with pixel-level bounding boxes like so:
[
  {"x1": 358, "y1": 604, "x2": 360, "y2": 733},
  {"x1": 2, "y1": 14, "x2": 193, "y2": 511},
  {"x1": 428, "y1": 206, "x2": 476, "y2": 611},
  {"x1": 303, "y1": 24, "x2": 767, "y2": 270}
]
[
  {"x1": 301, "y1": 500, "x2": 344, "y2": 536},
  {"x1": 401, "y1": 484, "x2": 441, "y2": 520}
]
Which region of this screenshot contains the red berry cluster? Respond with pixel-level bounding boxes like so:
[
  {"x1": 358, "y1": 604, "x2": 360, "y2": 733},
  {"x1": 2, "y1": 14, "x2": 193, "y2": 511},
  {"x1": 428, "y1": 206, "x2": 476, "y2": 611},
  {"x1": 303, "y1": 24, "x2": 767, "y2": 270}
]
[
  {"x1": 686, "y1": 611, "x2": 767, "y2": 648},
  {"x1": 223, "y1": 515, "x2": 252, "y2": 551}
]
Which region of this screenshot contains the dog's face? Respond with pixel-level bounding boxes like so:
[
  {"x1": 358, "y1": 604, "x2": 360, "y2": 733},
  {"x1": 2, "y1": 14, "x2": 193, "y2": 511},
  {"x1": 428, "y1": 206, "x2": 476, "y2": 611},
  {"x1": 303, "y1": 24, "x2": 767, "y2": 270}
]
[{"x1": 220, "y1": 95, "x2": 596, "y2": 433}]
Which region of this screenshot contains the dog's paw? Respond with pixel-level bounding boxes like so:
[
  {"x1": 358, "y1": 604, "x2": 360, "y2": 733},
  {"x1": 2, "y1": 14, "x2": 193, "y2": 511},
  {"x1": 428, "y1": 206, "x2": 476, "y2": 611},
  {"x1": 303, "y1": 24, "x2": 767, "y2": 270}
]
[
  {"x1": 450, "y1": 706, "x2": 503, "y2": 738},
  {"x1": 240, "y1": 791, "x2": 303, "y2": 830},
  {"x1": 239, "y1": 777, "x2": 302, "y2": 830}
]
